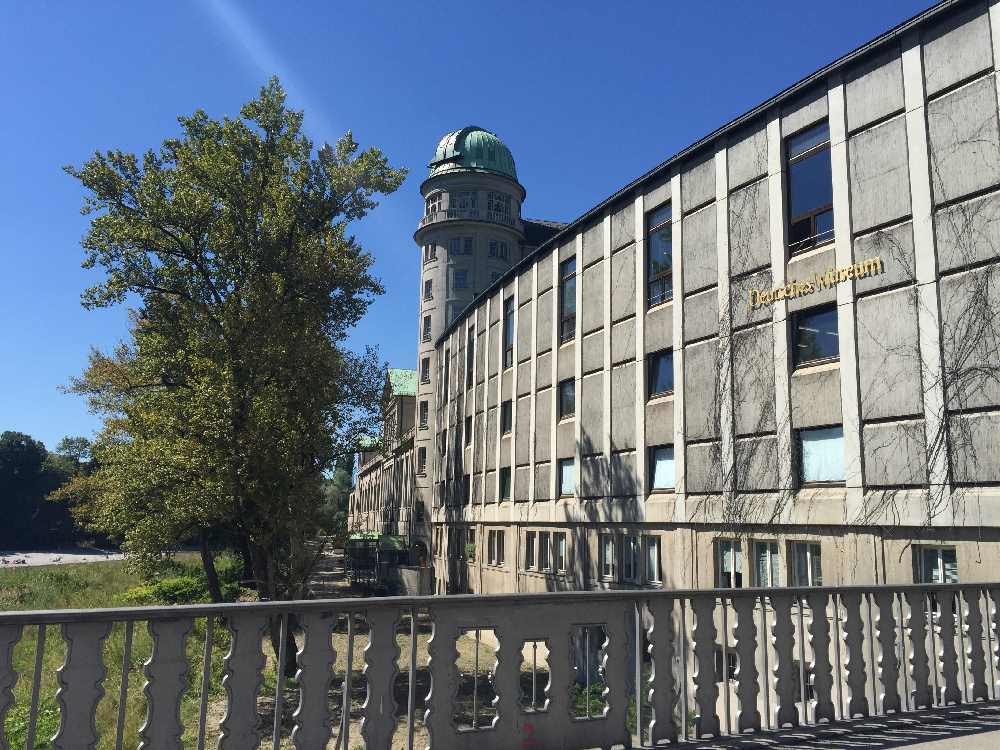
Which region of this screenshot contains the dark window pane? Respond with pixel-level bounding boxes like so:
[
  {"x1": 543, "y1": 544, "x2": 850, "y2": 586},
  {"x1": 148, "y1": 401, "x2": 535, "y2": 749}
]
[
  {"x1": 793, "y1": 305, "x2": 839, "y2": 365},
  {"x1": 648, "y1": 204, "x2": 671, "y2": 229},
  {"x1": 814, "y1": 209, "x2": 834, "y2": 242},
  {"x1": 788, "y1": 149, "x2": 833, "y2": 219},
  {"x1": 649, "y1": 351, "x2": 674, "y2": 396},
  {"x1": 788, "y1": 122, "x2": 830, "y2": 159},
  {"x1": 561, "y1": 257, "x2": 576, "y2": 279},
  {"x1": 562, "y1": 277, "x2": 576, "y2": 316},
  {"x1": 559, "y1": 379, "x2": 575, "y2": 418}
]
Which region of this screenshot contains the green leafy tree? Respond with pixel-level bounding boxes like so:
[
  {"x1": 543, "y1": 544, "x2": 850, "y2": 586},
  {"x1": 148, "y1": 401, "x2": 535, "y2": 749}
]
[
  {"x1": 57, "y1": 78, "x2": 405, "y2": 660},
  {"x1": 319, "y1": 453, "x2": 355, "y2": 543}
]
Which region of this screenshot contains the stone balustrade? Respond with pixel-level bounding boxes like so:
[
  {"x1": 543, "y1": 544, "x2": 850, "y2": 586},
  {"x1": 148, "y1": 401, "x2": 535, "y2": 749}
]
[{"x1": 2, "y1": 582, "x2": 998, "y2": 749}]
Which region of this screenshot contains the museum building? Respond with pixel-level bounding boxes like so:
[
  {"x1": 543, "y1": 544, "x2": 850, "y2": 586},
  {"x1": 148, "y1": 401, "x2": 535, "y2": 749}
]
[{"x1": 353, "y1": 0, "x2": 1000, "y2": 597}]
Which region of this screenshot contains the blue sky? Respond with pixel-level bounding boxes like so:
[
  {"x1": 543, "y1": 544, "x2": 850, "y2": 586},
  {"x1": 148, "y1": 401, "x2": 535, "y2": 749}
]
[{"x1": 0, "y1": 1, "x2": 931, "y2": 450}]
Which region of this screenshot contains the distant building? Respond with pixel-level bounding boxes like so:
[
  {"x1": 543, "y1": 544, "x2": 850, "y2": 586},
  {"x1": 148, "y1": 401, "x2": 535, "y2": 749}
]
[{"x1": 353, "y1": 0, "x2": 1000, "y2": 596}]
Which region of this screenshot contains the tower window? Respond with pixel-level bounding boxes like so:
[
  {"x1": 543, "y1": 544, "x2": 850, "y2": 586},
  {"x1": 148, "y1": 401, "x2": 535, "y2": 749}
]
[
  {"x1": 419, "y1": 400, "x2": 429, "y2": 429},
  {"x1": 425, "y1": 192, "x2": 443, "y2": 216},
  {"x1": 422, "y1": 244, "x2": 437, "y2": 264},
  {"x1": 417, "y1": 446, "x2": 427, "y2": 474},
  {"x1": 487, "y1": 191, "x2": 512, "y2": 222},
  {"x1": 421, "y1": 315, "x2": 431, "y2": 342},
  {"x1": 463, "y1": 236, "x2": 474, "y2": 254},
  {"x1": 420, "y1": 357, "x2": 430, "y2": 383},
  {"x1": 451, "y1": 190, "x2": 477, "y2": 212},
  {"x1": 423, "y1": 278, "x2": 433, "y2": 300},
  {"x1": 454, "y1": 269, "x2": 469, "y2": 290}
]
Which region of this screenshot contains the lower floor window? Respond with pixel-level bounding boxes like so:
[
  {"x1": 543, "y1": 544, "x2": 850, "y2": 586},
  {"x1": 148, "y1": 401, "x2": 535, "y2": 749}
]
[
  {"x1": 789, "y1": 541, "x2": 822, "y2": 586},
  {"x1": 915, "y1": 545, "x2": 958, "y2": 584},
  {"x1": 488, "y1": 529, "x2": 506, "y2": 566},
  {"x1": 645, "y1": 536, "x2": 662, "y2": 583},
  {"x1": 798, "y1": 425, "x2": 844, "y2": 484},
  {"x1": 554, "y1": 533, "x2": 567, "y2": 572},
  {"x1": 599, "y1": 533, "x2": 617, "y2": 580},
  {"x1": 622, "y1": 535, "x2": 640, "y2": 583},
  {"x1": 754, "y1": 541, "x2": 780, "y2": 587},
  {"x1": 715, "y1": 539, "x2": 743, "y2": 588}
]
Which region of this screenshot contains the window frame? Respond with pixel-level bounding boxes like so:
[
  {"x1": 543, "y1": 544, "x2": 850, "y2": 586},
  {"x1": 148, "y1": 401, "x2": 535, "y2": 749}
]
[
  {"x1": 790, "y1": 303, "x2": 839, "y2": 368},
  {"x1": 425, "y1": 192, "x2": 443, "y2": 216},
  {"x1": 464, "y1": 415, "x2": 472, "y2": 446},
  {"x1": 554, "y1": 533, "x2": 567, "y2": 572},
  {"x1": 525, "y1": 531, "x2": 536, "y2": 570},
  {"x1": 753, "y1": 540, "x2": 780, "y2": 587},
  {"x1": 417, "y1": 446, "x2": 427, "y2": 475},
  {"x1": 420, "y1": 357, "x2": 430, "y2": 384},
  {"x1": 503, "y1": 297, "x2": 515, "y2": 368},
  {"x1": 599, "y1": 533, "x2": 617, "y2": 581},
  {"x1": 558, "y1": 457, "x2": 575, "y2": 497},
  {"x1": 649, "y1": 445, "x2": 675, "y2": 491},
  {"x1": 714, "y1": 539, "x2": 744, "y2": 588},
  {"x1": 423, "y1": 245, "x2": 437, "y2": 264},
  {"x1": 914, "y1": 545, "x2": 959, "y2": 584},
  {"x1": 539, "y1": 532, "x2": 551, "y2": 572},
  {"x1": 646, "y1": 204, "x2": 673, "y2": 307},
  {"x1": 421, "y1": 315, "x2": 432, "y2": 342},
  {"x1": 796, "y1": 424, "x2": 846, "y2": 486},
  {"x1": 647, "y1": 348, "x2": 674, "y2": 399},
  {"x1": 789, "y1": 541, "x2": 823, "y2": 587},
  {"x1": 557, "y1": 378, "x2": 575, "y2": 420},
  {"x1": 645, "y1": 535, "x2": 662, "y2": 584},
  {"x1": 423, "y1": 278, "x2": 433, "y2": 300},
  {"x1": 622, "y1": 534, "x2": 640, "y2": 584},
  {"x1": 418, "y1": 400, "x2": 429, "y2": 429},
  {"x1": 785, "y1": 120, "x2": 834, "y2": 255},
  {"x1": 466, "y1": 329, "x2": 475, "y2": 388},
  {"x1": 559, "y1": 257, "x2": 577, "y2": 343},
  {"x1": 453, "y1": 269, "x2": 469, "y2": 291},
  {"x1": 499, "y1": 467, "x2": 511, "y2": 501},
  {"x1": 500, "y1": 400, "x2": 513, "y2": 435}
]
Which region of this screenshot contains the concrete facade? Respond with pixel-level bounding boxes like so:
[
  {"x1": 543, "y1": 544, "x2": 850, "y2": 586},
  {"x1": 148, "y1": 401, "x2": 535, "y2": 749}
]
[{"x1": 353, "y1": 0, "x2": 1000, "y2": 597}]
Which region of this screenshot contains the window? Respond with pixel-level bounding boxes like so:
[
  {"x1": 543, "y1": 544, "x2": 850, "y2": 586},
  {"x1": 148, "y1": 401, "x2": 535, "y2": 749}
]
[
  {"x1": 488, "y1": 530, "x2": 506, "y2": 566},
  {"x1": 500, "y1": 400, "x2": 513, "y2": 434},
  {"x1": 499, "y1": 241, "x2": 509, "y2": 260},
  {"x1": 554, "y1": 533, "x2": 567, "y2": 572},
  {"x1": 420, "y1": 357, "x2": 430, "y2": 383},
  {"x1": 753, "y1": 541, "x2": 780, "y2": 587},
  {"x1": 503, "y1": 297, "x2": 515, "y2": 368},
  {"x1": 646, "y1": 204, "x2": 673, "y2": 305},
  {"x1": 423, "y1": 278, "x2": 433, "y2": 300},
  {"x1": 488, "y1": 191, "x2": 511, "y2": 222},
  {"x1": 464, "y1": 415, "x2": 472, "y2": 445},
  {"x1": 422, "y1": 244, "x2": 437, "y2": 264},
  {"x1": 786, "y1": 121, "x2": 834, "y2": 254},
  {"x1": 461, "y1": 474, "x2": 471, "y2": 505},
  {"x1": 599, "y1": 533, "x2": 617, "y2": 580},
  {"x1": 466, "y1": 528, "x2": 475, "y2": 561},
  {"x1": 539, "y1": 532, "x2": 551, "y2": 571},
  {"x1": 790, "y1": 542, "x2": 822, "y2": 587},
  {"x1": 422, "y1": 315, "x2": 432, "y2": 342},
  {"x1": 798, "y1": 426, "x2": 845, "y2": 484},
  {"x1": 792, "y1": 304, "x2": 838, "y2": 366},
  {"x1": 466, "y1": 329, "x2": 475, "y2": 387},
  {"x1": 915, "y1": 546, "x2": 958, "y2": 584},
  {"x1": 648, "y1": 349, "x2": 674, "y2": 397},
  {"x1": 489, "y1": 240, "x2": 499, "y2": 257},
  {"x1": 419, "y1": 401, "x2": 429, "y2": 429},
  {"x1": 645, "y1": 536, "x2": 662, "y2": 583},
  {"x1": 425, "y1": 192, "x2": 443, "y2": 216},
  {"x1": 623, "y1": 535, "x2": 640, "y2": 583},
  {"x1": 715, "y1": 539, "x2": 743, "y2": 588},
  {"x1": 417, "y1": 446, "x2": 427, "y2": 474},
  {"x1": 442, "y1": 353, "x2": 450, "y2": 403},
  {"x1": 558, "y1": 379, "x2": 575, "y2": 419},
  {"x1": 454, "y1": 269, "x2": 469, "y2": 290},
  {"x1": 525, "y1": 531, "x2": 536, "y2": 569},
  {"x1": 559, "y1": 257, "x2": 577, "y2": 342},
  {"x1": 499, "y1": 467, "x2": 511, "y2": 500},
  {"x1": 449, "y1": 237, "x2": 461, "y2": 256},
  {"x1": 463, "y1": 237, "x2": 474, "y2": 254},
  {"x1": 558, "y1": 458, "x2": 575, "y2": 496},
  {"x1": 451, "y1": 190, "x2": 477, "y2": 212},
  {"x1": 649, "y1": 446, "x2": 675, "y2": 490},
  {"x1": 715, "y1": 648, "x2": 738, "y2": 683}
]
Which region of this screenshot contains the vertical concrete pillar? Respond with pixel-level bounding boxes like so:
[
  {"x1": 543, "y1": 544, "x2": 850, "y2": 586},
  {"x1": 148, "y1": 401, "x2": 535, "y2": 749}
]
[
  {"x1": 511, "y1": 278, "x2": 519, "y2": 501},
  {"x1": 574, "y1": 231, "x2": 584, "y2": 497},
  {"x1": 715, "y1": 147, "x2": 735, "y2": 499},
  {"x1": 634, "y1": 193, "x2": 648, "y2": 503},
  {"x1": 766, "y1": 110, "x2": 794, "y2": 500},
  {"x1": 670, "y1": 174, "x2": 686, "y2": 515},
  {"x1": 902, "y1": 30, "x2": 951, "y2": 513},
  {"x1": 469, "y1": 317, "x2": 480, "y2": 509},
  {"x1": 550, "y1": 249, "x2": 560, "y2": 506},
  {"x1": 529, "y1": 264, "x2": 538, "y2": 504},
  {"x1": 602, "y1": 214, "x2": 613, "y2": 502},
  {"x1": 828, "y1": 75, "x2": 865, "y2": 518}
]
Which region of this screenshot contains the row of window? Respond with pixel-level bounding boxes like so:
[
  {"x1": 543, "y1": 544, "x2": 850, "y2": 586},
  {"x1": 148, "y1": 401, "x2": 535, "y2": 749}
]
[
  {"x1": 424, "y1": 190, "x2": 515, "y2": 221},
  {"x1": 599, "y1": 534, "x2": 662, "y2": 584},
  {"x1": 523, "y1": 531, "x2": 567, "y2": 573}
]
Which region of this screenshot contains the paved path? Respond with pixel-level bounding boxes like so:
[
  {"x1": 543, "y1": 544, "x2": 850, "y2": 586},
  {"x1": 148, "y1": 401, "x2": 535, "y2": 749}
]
[{"x1": 687, "y1": 704, "x2": 1000, "y2": 750}]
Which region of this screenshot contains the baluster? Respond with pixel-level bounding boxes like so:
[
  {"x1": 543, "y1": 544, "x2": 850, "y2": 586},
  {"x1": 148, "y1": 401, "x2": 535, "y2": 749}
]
[
  {"x1": 872, "y1": 590, "x2": 900, "y2": 715},
  {"x1": 424, "y1": 607, "x2": 458, "y2": 749},
  {"x1": 690, "y1": 594, "x2": 719, "y2": 738},
  {"x1": 26, "y1": 624, "x2": 45, "y2": 750},
  {"x1": 963, "y1": 589, "x2": 988, "y2": 701},
  {"x1": 138, "y1": 618, "x2": 193, "y2": 749},
  {"x1": 730, "y1": 594, "x2": 760, "y2": 733},
  {"x1": 936, "y1": 588, "x2": 962, "y2": 705},
  {"x1": 805, "y1": 591, "x2": 835, "y2": 723},
  {"x1": 490, "y1": 618, "x2": 521, "y2": 737},
  {"x1": 769, "y1": 593, "x2": 798, "y2": 728},
  {"x1": 987, "y1": 588, "x2": 999, "y2": 700},
  {"x1": 600, "y1": 605, "x2": 629, "y2": 731},
  {"x1": 218, "y1": 612, "x2": 266, "y2": 750},
  {"x1": 53, "y1": 621, "x2": 113, "y2": 750},
  {"x1": 840, "y1": 591, "x2": 869, "y2": 718},
  {"x1": 291, "y1": 611, "x2": 336, "y2": 749},
  {"x1": 904, "y1": 590, "x2": 932, "y2": 708},
  {"x1": 647, "y1": 596, "x2": 677, "y2": 744},
  {"x1": 362, "y1": 608, "x2": 400, "y2": 748},
  {"x1": 0, "y1": 624, "x2": 21, "y2": 742}
]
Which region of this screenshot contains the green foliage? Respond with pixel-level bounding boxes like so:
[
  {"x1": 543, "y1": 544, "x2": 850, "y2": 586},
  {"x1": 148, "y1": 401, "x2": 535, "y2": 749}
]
[
  {"x1": 121, "y1": 554, "x2": 244, "y2": 604},
  {"x1": 6, "y1": 699, "x2": 59, "y2": 749},
  {"x1": 59, "y1": 76, "x2": 406, "y2": 606},
  {"x1": 319, "y1": 452, "x2": 354, "y2": 542}
]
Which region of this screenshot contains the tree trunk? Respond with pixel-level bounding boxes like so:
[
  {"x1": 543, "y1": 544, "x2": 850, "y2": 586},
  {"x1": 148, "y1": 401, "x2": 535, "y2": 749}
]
[{"x1": 199, "y1": 531, "x2": 224, "y2": 603}]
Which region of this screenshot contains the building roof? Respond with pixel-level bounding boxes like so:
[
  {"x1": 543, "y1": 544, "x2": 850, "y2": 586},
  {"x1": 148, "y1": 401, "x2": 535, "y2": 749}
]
[
  {"x1": 437, "y1": 0, "x2": 961, "y2": 346},
  {"x1": 387, "y1": 368, "x2": 417, "y2": 397},
  {"x1": 523, "y1": 218, "x2": 568, "y2": 247},
  {"x1": 429, "y1": 126, "x2": 518, "y2": 181}
]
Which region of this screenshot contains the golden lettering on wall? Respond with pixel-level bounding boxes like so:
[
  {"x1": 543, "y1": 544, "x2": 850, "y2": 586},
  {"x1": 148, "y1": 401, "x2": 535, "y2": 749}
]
[{"x1": 748, "y1": 256, "x2": 883, "y2": 309}]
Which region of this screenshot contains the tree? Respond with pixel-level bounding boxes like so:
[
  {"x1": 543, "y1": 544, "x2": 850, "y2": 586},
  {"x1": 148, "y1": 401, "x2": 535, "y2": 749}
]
[
  {"x1": 319, "y1": 453, "x2": 354, "y2": 543},
  {"x1": 57, "y1": 78, "x2": 405, "y2": 662}
]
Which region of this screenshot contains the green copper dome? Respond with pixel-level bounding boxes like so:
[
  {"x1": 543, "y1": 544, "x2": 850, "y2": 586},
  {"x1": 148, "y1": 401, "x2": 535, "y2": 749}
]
[{"x1": 429, "y1": 126, "x2": 517, "y2": 181}]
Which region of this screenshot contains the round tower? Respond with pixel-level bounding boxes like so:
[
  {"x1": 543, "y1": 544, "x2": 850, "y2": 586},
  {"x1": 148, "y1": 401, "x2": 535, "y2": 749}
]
[{"x1": 412, "y1": 126, "x2": 525, "y2": 531}]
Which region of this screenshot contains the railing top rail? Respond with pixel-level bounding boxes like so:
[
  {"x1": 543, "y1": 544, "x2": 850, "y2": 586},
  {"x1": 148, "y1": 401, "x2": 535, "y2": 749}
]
[{"x1": 1, "y1": 580, "x2": 996, "y2": 625}]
